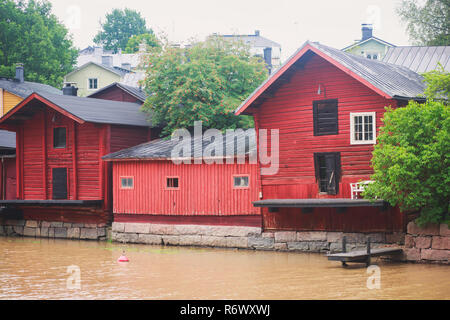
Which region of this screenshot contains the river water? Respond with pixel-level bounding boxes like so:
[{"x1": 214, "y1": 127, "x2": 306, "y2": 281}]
[{"x1": 0, "y1": 237, "x2": 448, "y2": 300}]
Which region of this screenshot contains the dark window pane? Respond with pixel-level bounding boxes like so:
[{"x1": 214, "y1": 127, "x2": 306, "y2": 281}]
[
  {"x1": 313, "y1": 100, "x2": 338, "y2": 136},
  {"x1": 167, "y1": 178, "x2": 179, "y2": 188},
  {"x1": 53, "y1": 127, "x2": 66, "y2": 148}
]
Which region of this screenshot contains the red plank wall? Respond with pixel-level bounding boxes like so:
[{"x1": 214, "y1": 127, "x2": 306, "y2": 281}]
[
  {"x1": 112, "y1": 160, "x2": 259, "y2": 216},
  {"x1": 89, "y1": 87, "x2": 142, "y2": 104},
  {"x1": 255, "y1": 53, "x2": 400, "y2": 200},
  {"x1": 0, "y1": 157, "x2": 16, "y2": 200}
]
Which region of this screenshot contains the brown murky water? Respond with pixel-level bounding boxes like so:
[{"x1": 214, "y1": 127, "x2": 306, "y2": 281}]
[{"x1": 0, "y1": 237, "x2": 449, "y2": 300}]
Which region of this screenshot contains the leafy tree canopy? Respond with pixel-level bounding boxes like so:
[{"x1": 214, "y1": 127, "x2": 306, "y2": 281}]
[
  {"x1": 124, "y1": 33, "x2": 160, "y2": 53},
  {"x1": 94, "y1": 8, "x2": 153, "y2": 53},
  {"x1": 364, "y1": 68, "x2": 450, "y2": 226},
  {"x1": 397, "y1": 0, "x2": 450, "y2": 45},
  {"x1": 0, "y1": 0, "x2": 78, "y2": 88},
  {"x1": 141, "y1": 37, "x2": 268, "y2": 136}
]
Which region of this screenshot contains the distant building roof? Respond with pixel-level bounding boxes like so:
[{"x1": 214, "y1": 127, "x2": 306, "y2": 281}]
[
  {"x1": 236, "y1": 41, "x2": 426, "y2": 115},
  {"x1": 342, "y1": 36, "x2": 396, "y2": 52},
  {"x1": 0, "y1": 92, "x2": 153, "y2": 128},
  {"x1": 215, "y1": 30, "x2": 281, "y2": 48},
  {"x1": 0, "y1": 78, "x2": 62, "y2": 98},
  {"x1": 87, "y1": 82, "x2": 147, "y2": 102},
  {"x1": 0, "y1": 130, "x2": 15, "y2": 149},
  {"x1": 77, "y1": 46, "x2": 143, "y2": 70},
  {"x1": 103, "y1": 129, "x2": 256, "y2": 161},
  {"x1": 65, "y1": 62, "x2": 132, "y2": 80},
  {"x1": 120, "y1": 72, "x2": 146, "y2": 88},
  {"x1": 382, "y1": 46, "x2": 450, "y2": 73}
]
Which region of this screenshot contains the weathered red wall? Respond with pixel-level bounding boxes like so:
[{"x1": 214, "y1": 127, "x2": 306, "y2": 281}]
[
  {"x1": 89, "y1": 86, "x2": 142, "y2": 104},
  {"x1": 112, "y1": 160, "x2": 260, "y2": 216},
  {"x1": 255, "y1": 53, "x2": 400, "y2": 199},
  {"x1": 0, "y1": 157, "x2": 16, "y2": 200}
]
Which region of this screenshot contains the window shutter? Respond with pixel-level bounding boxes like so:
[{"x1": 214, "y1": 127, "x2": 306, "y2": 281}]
[{"x1": 313, "y1": 99, "x2": 338, "y2": 136}]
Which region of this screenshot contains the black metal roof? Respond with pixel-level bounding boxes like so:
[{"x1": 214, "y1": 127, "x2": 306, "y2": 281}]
[
  {"x1": 87, "y1": 82, "x2": 147, "y2": 102},
  {"x1": 2, "y1": 92, "x2": 153, "y2": 127},
  {"x1": 0, "y1": 130, "x2": 15, "y2": 149},
  {"x1": 103, "y1": 129, "x2": 256, "y2": 160},
  {"x1": 0, "y1": 78, "x2": 62, "y2": 98},
  {"x1": 382, "y1": 46, "x2": 450, "y2": 73}
]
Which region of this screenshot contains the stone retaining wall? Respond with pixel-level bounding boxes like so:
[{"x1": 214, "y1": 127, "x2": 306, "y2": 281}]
[
  {"x1": 0, "y1": 219, "x2": 108, "y2": 241},
  {"x1": 403, "y1": 222, "x2": 449, "y2": 264},
  {"x1": 112, "y1": 222, "x2": 404, "y2": 253}
]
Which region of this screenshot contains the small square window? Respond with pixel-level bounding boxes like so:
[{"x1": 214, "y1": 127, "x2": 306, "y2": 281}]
[
  {"x1": 88, "y1": 78, "x2": 98, "y2": 90},
  {"x1": 233, "y1": 176, "x2": 249, "y2": 188},
  {"x1": 167, "y1": 177, "x2": 179, "y2": 189},
  {"x1": 121, "y1": 177, "x2": 134, "y2": 189},
  {"x1": 350, "y1": 112, "x2": 376, "y2": 144},
  {"x1": 53, "y1": 127, "x2": 66, "y2": 149}
]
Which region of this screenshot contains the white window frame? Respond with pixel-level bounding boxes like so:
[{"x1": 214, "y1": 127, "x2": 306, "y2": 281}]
[
  {"x1": 350, "y1": 112, "x2": 376, "y2": 145},
  {"x1": 87, "y1": 78, "x2": 98, "y2": 90}
]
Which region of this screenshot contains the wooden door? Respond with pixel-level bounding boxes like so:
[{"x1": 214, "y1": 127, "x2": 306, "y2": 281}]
[{"x1": 52, "y1": 167, "x2": 68, "y2": 200}]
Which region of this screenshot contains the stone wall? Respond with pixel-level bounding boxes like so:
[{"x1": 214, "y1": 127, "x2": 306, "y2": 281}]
[
  {"x1": 0, "y1": 219, "x2": 108, "y2": 241},
  {"x1": 403, "y1": 222, "x2": 449, "y2": 264},
  {"x1": 112, "y1": 222, "x2": 404, "y2": 253}
]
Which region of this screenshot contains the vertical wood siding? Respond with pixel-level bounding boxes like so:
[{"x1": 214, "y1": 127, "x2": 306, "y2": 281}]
[
  {"x1": 113, "y1": 160, "x2": 259, "y2": 216},
  {"x1": 90, "y1": 87, "x2": 142, "y2": 104},
  {"x1": 256, "y1": 53, "x2": 400, "y2": 199}
]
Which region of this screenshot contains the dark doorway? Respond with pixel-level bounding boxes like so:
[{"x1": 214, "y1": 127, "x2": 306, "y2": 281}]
[{"x1": 52, "y1": 167, "x2": 68, "y2": 199}]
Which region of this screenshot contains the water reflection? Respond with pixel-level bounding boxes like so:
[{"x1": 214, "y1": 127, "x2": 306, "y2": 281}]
[{"x1": 0, "y1": 237, "x2": 449, "y2": 300}]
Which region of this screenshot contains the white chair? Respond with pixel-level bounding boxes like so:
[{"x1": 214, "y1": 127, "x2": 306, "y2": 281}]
[{"x1": 350, "y1": 180, "x2": 374, "y2": 199}]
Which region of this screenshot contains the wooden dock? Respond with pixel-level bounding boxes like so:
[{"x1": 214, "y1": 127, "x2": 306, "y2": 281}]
[{"x1": 326, "y1": 236, "x2": 403, "y2": 267}]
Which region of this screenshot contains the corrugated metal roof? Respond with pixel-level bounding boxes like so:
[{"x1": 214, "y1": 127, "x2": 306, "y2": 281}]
[
  {"x1": 0, "y1": 78, "x2": 62, "y2": 98},
  {"x1": 103, "y1": 129, "x2": 256, "y2": 160},
  {"x1": 235, "y1": 41, "x2": 426, "y2": 115},
  {"x1": 7, "y1": 92, "x2": 152, "y2": 127},
  {"x1": 382, "y1": 46, "x2": 450, "y2": 73},
  {"x1": 0, "y1": 130, "x2": 15, "y2": 149}
]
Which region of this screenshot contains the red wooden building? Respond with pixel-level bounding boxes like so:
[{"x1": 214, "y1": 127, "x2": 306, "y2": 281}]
[
  {"x1": 87, "y1": 82, "x2": 147, "y2": 104},
  {"x1": 103, "y1": 131, "x2": 261, "y2": 227},
  {"x1": 0, "y1": 130, "x2": 16, "y2": 200},
  {"x1": 0, "y1": 89, "x2": 152, "y2": 224},
  {"x1": 235, "y1": 41, "x2": 426, "y2": 233}
]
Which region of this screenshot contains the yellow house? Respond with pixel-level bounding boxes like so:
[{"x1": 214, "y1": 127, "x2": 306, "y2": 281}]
[{"x1": 0, "y1": 65, "x2": 62, "y2": 117}]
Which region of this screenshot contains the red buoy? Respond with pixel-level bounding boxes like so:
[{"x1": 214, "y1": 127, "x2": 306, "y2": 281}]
[{"x1": 118, "y1": 251, "x2": 129, "y2": 262}]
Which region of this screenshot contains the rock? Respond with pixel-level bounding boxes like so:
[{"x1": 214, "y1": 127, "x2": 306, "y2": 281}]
[
  {"x1": 54, "y1": 227, "x2": 67, "y2": 239},
  {"x1": 274, "y1": 231, "x2": 297, "y2": 243},
  {"x1": 308, "y1": 241, "x2": 329, "y2": 252},
  {"x1": 41, "y1": 221, "x2": 52, "y2": 228},
  {"x1": 200, "y1": 236, "x2": 228, "y2": 247},
  {"x1": 40, "y1": 227, "x2": 49, "y2": 237},
  {"x1": 407, "y1": 221, "x2": 440, "y2": 236},
  {"x1": 178, "y1": 235, "x2": 203, "y2": 246},
  {"x1": 274, "y1": 243, "x2": 288, "y2": 251},
  {"x1": 13, "y1": 226, "x2": 24, "y2": 235},
  {"x1": 97, "y1": 228, "x2": 106, "y2": 238},
  {"x1": 124, "y1": 223, "x2": 150, "y2": 234},
  {"x1": 248, "y1": 236, "x2": 274, "y2": 249},
  {"x1": 23, "y1": 227, "x2": 36, "y2": 237},
  {"x1": 414, "y1": 236, "x2": 432, "y2": 249},
  {"x1": 80, "y1": 228, "x2": 98, "y2": 240},
  {"x1": 297, "y1": 231, "x2": 327, "y2": 241},
  {"x1": 50, "y1": 222, "x2": 63, "y2": 228},
  {"x1": 67, "y1": 228, "x2": 80, "y2": 239},
  {"x1": 421, "y1": 249, "x2": 449, "y2": 262},
  {"x1": 366, "y1": 233, "x2": 386, "y2": 243},
  {"x1": 287, "y1": 242, "x2": 309, "y2": 251},
  {"x1": 148, "y1": 224, "x2": 176, "y2": 235},
  {"x1": 432, "y1": 236, "x2": 450, "y2": 250},
  {"x1": 386, "y1": 232, "x2": 405, "y2": 244},
  {"x1": 138, "y1": 234, "x2": 163, "y2": 245},
  {"x1": 63, "y1": 223, "x2": 73, "y2": 228},
  {"x1": 162, "y1": 235, "x2": 180, "y2": 246},
  {"x1": 343, "y1": 233, "x2": 366, "y2": 243},
  {"x1": 112, "y1": 232, "x2": 138, "y2": 243},
  {"x1": 48, "y1": 228, "x2": 55, "y2": 238},
  {"x1": 404, "y1": 248, "x2": 421, "y2": 261},
  {"x1": 226, "y1": 237, "x2": 248, "y2": 249},
  {"x1": 84, "y1": 224, "x2": 98, "y2": 228},
  {"x1": 326, "y1": 232, "x2": 343, "y2": 243},
  {"x1": 440, "y1": 224, "x2": 450, "y2": 237},
  {"x1": 112, "y1": 222, "x2": 125, "y2": 233},
  {"x1": 262, "y1": 232, "x2": 274, "y2": 238},
  {"x1": 404, "y1": 235, "x2": 415, "y2": 248},
  {"x1": 25, "y1": 220, "x2": 38, "y2": 228}
]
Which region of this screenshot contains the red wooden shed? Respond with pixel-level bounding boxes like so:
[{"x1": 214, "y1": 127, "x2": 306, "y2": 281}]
[
  {"x1": 87, "y1": 82, "x2": 147, "y2": 104},
  {"x1": 235, "y1": 41, "x2": 426, "y2": 233},
  {"x1": 103, "y1": 130, "x2": 261, "y2": 227},
  {"x1": 0, "y1": 91, "x2": 152, "y2": 224}
]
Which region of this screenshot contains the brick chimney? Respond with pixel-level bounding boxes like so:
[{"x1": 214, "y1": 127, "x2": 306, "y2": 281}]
[
  {"x1": 15, "y1": 63, "x2": 24, "y2": 83},
  {"x1": 361, "y1": 24, "x2": 373, "y2": 41}
]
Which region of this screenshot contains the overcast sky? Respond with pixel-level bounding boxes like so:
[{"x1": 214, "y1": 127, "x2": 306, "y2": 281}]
[{"x1": 49, "y1": 0, "x2": 412, "y2": 61}]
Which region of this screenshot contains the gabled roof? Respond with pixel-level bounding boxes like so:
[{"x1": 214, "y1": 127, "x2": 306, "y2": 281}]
[
  {"x1": 342, "y1": 36, "x2": 396, "y2": 51},
  {"x1": 235, "y1": 41, "x2": 426, "y2": 115},
  {"x1": 65, "y1": 61, "x2": 131, "y2": 79},
  {"x1": 0, "y1": 92, "x2": 152, "y2": 127},
  {"x1": 103, "y1": 129, "x2": 256, "y2": 161},
  {"x1": 217, "y1": 33, "x2": 281, "y2": 48},
  {"x1": 382, "y1": 46, "x2": 450, "y2": 73},
  {"x1": 87, "y1": 82, "x2": 147, "y2": 102},
  {"x1": 0, "y1": 78, "x2": 62, "y2": 98}
]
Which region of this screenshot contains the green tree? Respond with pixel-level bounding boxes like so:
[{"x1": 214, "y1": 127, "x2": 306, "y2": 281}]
[
  {"x1": 141, "y1": 37, "x2": 268, "y2": 136},
  {"x1": 124, "y1": 33, "x2": 160, "y2": 53},
  {"x1": 397, "y1": 0, "x2": 450, "y2": 45},
  {"x1": 94, "y1": 8, "x2": 153, "y2": 53},
  {"x1": 364, "y1": 69, "x2": 450, "y2": 226},
  {"x1": 0, "y1": 0, "x2": 78, "y2": 88}
]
